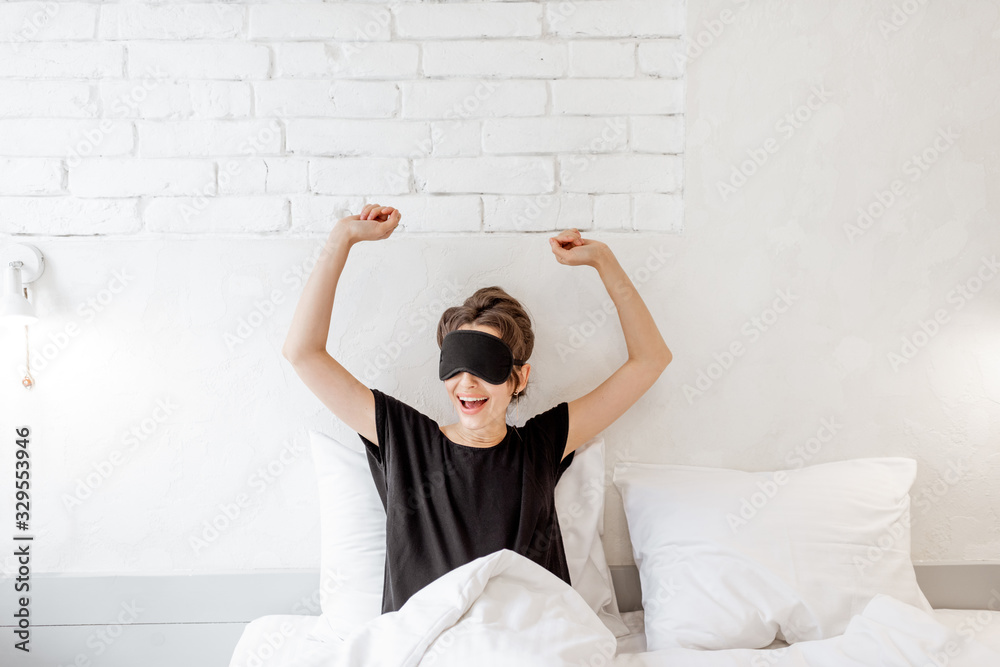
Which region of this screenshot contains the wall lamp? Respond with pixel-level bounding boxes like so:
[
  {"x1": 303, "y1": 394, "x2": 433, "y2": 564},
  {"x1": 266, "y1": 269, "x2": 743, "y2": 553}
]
[{"x1": 0, "y1": 243, "x2": 45, "y2": 389}]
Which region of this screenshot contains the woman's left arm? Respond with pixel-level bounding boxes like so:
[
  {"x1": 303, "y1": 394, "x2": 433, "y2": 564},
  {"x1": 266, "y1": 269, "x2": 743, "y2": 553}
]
[{"x1": 549, "y1": 229, "x2": 672, "y2": 461}]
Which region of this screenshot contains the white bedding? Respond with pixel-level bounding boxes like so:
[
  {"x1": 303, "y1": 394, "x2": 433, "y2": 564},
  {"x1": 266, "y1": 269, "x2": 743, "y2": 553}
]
[{"x1": 229, "y1": 549, "x2": 1000, "y2": 667}]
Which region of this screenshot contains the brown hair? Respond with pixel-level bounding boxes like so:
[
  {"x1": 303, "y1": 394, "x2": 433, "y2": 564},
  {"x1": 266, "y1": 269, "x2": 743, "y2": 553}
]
[{"x1": 436, "y1": 285, "x2": 533, "y2": 401}]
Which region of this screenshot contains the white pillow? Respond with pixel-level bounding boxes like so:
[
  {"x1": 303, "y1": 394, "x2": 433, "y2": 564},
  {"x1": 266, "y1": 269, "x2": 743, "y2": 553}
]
[
  {"x1": 612, "y1": 457, "x2": 934, "y2": 651},
  {"x1": 309, "y1": 429, "x2": 628, "y2": 638},
  {"x1": 309, "y1": 429, "x2": 385, "y2": 639},
  {"x1": 556, "y1": 437, "x2": 630, "y2": 637}
]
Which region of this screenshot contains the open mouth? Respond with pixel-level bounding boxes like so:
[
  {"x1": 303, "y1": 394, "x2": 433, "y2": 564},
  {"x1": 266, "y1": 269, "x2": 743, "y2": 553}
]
[{"x1": 459, "y1": 396, "x2": 488, "y2": 412}]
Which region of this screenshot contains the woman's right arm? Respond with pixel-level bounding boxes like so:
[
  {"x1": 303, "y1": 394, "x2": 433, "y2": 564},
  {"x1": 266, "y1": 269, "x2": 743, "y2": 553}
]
[{"x1": 282, "y1": 204, "x2": 401, "y2": 447}]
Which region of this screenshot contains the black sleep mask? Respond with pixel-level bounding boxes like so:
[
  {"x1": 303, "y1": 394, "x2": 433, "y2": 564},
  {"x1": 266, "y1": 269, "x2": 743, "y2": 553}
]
[{"x1": 439, "y1": 329, "x2": 525, "y2": 385}]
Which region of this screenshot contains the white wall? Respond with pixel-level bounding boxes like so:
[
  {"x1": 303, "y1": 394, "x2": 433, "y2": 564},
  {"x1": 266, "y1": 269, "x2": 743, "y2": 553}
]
[
  {"x1": 675, "y1": 0, "x2": 1000, "y2": 563},
  {"x1": 0, "y1": 0, "x2": 996, "y2": 583},
  {"x1": 0, "y1": 0, "x2": 684, "y2": 576}
]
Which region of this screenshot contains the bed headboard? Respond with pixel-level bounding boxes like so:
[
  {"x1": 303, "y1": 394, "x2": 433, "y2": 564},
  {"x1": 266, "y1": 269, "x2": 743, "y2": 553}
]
[{"x1": 609, "y1": 563, "x2": 1000, "y2": 613}]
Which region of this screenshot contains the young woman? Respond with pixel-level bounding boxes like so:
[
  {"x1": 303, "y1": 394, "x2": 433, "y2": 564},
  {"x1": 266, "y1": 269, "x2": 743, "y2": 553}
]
[{"x1": 282, "y1": 203, "x2": 672, "y2": 614}]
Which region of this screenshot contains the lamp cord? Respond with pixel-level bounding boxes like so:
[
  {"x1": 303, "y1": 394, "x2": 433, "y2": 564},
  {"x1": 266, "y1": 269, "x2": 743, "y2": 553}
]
[{"x1": 21, "y1": 286, "x2": 33, "y2": 390}]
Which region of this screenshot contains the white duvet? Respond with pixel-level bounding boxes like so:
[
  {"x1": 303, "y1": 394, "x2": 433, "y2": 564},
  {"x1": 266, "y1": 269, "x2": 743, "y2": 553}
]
[{"x1": 230, "y1": 548, "x2": 1000, "y2": 667}]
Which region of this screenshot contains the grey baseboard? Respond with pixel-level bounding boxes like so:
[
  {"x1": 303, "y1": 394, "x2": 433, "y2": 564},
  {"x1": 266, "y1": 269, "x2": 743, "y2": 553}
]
[
  {"x1": 0, "y1": 571, "x2": 321, "y2": 667},
  {"x1": 2, "y1": 563, "x2": 998, "y2": 629},
  {"x1": 0, "y1": 570, "x2": 322, "y2": 626},
  {"x1": 911, "y1": 563, "x2": 1000, "y2": 611}
]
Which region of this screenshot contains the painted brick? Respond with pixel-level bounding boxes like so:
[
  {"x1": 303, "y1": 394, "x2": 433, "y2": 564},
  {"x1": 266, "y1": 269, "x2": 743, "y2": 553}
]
[
  {"x1": 394, "y1": 3, "x2": 541, "y2": 38},
  {"x1": 137, "y1": 120, "x2": 283, "y2": 157},
  {"x1": 99, "y1": 4, "x2": 245, "y2": 40},
  {"x1": 482, "y1": 117, "x2": 627, "y2": 154},
  {"x1": 290, "y1": 193, "x2": 480, "y2": 233},
  {"x1": 255, "y1": 80, "x2": 398, "y2": 118},
  {"x1": 0, "y1": 119, "x2": 133, "y2": 159},
  {"x1": 568, "y1": 41, "x2": 636, "y2": 78},
  {"x1": 402, "y1": 80, "x2": 546, "y2": 119},
  {"x1": 144, "y1": 197, "x2": 289, "y2": 233},
  {"x1": 274, "y1": 42, "x2": 419, "y2": 78},
  {"x1": 69, "y1": 158, "x2": 216, "y2": 197},
  {"x1": 430, "y1": 121, "x2": 482, "y2": 157},
  {"x1": 98, "y1": 81, "x2": 252, "y2": 119},
  {"x1": 0, "y1": 42, "x2": 122, "y2": 78},
  {"x1": 217, "y1": 158, "x2": 309, "y2": 195},
  {"x1": 249, "y1": 4, "x2": 392, "y2": 40},
  {"x1": 414, "y1": 157, "x2": 554, "y2": 194},
  {"x1": 638, "y1": 39, "x2": 686, "y2": 79},
  {"x1": 289, "y1": 194, "x2": 364, "y2": 233},
  {"x1": 552, "y1": 79, "x2": 684, "y2": 115},
  {"x1": 128, "y1": 42, "x2": 270, "y2": 80},
  {"x1": 0, "y1": 0, "x2": 687, "y2": 240},
  {"x1": 632, "y1": 116, "x2": 685, "y2": 154},
  {"x1": 309, "y1": 158, "x2": 411, "y2": 195},
  {"x1": 0, "y1": 2, "x2": 98, "y2": 43},
  {"x1": 286, "y1": 120, "x2": 429, "y2": 157},
  {"x1": 0, "y1": 197, "x2": 139, "y2": 234},
  {"x1": 559, "y1": 155, "x2": 682, "y2": 193},
  {"x1": 422, "y1": 41, "x2": 567, "y2": 77},
  {"x1": 546, "y1": 1, "x2": 684, "y2": 38},
  {"x1": 0, "y1": 81, "x2": 93, "y2": 118},
  {"x1": 483, "y1": 194, "x2": 591, "y2": 233},
  {"x1": 0, "y1": 158, "x2": 64, "y2": 195},
  {"x1": 593, "y1": 194, "x2": 631, "y2": 231}
]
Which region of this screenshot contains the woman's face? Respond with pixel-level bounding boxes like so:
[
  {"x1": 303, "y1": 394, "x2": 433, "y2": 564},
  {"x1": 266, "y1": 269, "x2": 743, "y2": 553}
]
[{"x1": 443, "y1": 323, "x2": 524, "y2": 424}]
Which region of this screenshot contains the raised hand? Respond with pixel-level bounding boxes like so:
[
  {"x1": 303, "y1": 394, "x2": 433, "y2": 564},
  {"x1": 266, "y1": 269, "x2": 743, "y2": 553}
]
[
  {"x1": 336, "y1": 203, "x2": 402, "y2": 244},
  {"x1": 548, "y1": 228, "x2": 609, "y2": 268}
]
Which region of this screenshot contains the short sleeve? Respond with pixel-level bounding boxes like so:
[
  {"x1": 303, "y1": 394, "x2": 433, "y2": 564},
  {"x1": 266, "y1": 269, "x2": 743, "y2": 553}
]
[
  {"x1": 356, "y1": 387, "x2": 437, "y2": 477},
  {"x1": 521, "y1": 401, "x2": 572, "y2": 479},
  {"x1": 358, "y1": 387, "x2": 388, "y2": 469}
]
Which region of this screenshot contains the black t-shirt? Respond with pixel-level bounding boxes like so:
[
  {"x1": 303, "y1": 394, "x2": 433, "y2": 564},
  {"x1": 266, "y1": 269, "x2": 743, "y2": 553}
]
[{"x1": 357, "y1": 387, "x2": 576, "y2": 614}]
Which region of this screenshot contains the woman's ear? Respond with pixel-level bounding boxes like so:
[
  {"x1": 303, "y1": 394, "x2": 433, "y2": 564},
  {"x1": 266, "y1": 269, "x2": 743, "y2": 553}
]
[{"x1": 515, "y1": 363, "x2": 530, "y2": 394}]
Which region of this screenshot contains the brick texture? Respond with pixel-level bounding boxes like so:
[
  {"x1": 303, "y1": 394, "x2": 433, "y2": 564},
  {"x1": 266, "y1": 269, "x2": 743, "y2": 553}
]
[{"x1": 0, "y1": 1, "x2": 685, "y2": 235}]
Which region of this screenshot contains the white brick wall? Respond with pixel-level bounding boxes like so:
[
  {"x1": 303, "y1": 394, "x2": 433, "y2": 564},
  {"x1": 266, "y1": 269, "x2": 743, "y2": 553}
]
[{"x1": 0, "y1": 1, "x2": 685, "y2": 235}]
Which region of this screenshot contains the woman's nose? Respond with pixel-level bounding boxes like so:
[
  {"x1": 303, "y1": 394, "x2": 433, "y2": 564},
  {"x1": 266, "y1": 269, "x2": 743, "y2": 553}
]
[{"x1": 458, "y1": 371, "x2": 484, "y2": 385}]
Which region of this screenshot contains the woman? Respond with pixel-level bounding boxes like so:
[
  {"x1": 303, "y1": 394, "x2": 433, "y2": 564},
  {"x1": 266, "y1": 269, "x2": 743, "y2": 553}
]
[{"x1": 282, "y1": 203, "x2": 672, "y2": 614}]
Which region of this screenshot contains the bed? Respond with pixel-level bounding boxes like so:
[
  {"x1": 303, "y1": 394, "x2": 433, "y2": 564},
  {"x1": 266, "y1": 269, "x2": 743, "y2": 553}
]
[
  {"x1": 227, "y1": 431, "x2": 1000, "y2": 666},
  {"x1": 227, "y1": 554, "x2": 1000, "y2": 666},
  {"x1": 229, "y1": 606, "x2": 642, "y2": 665}
]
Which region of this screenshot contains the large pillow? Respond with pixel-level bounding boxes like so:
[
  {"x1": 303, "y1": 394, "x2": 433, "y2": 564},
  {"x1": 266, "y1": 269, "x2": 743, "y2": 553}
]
[
  {"x1": 309, "y1": 429, "x2": 628, "y2": 638},
  {"x1": 309, "y1": 429, "x2": 386, "y2": 639},
  {"x1": 555, "y1": 437, "x2": 630, "y2": 637},
  {"x1": 612, "y1": 457, "x2": 934, "y2": 651}
]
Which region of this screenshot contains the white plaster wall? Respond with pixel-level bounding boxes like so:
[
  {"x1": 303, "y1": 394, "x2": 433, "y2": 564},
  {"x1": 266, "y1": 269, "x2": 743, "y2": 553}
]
[
  {"x1": 671, "y1": 0, "x2": 1000, "y2": 563},
  {"x1": 0, "y1": 0, "x2": 997, "y2": 583},
  {"x1": 0, "y1": 235, "x2": 680, "y2": 573}
]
